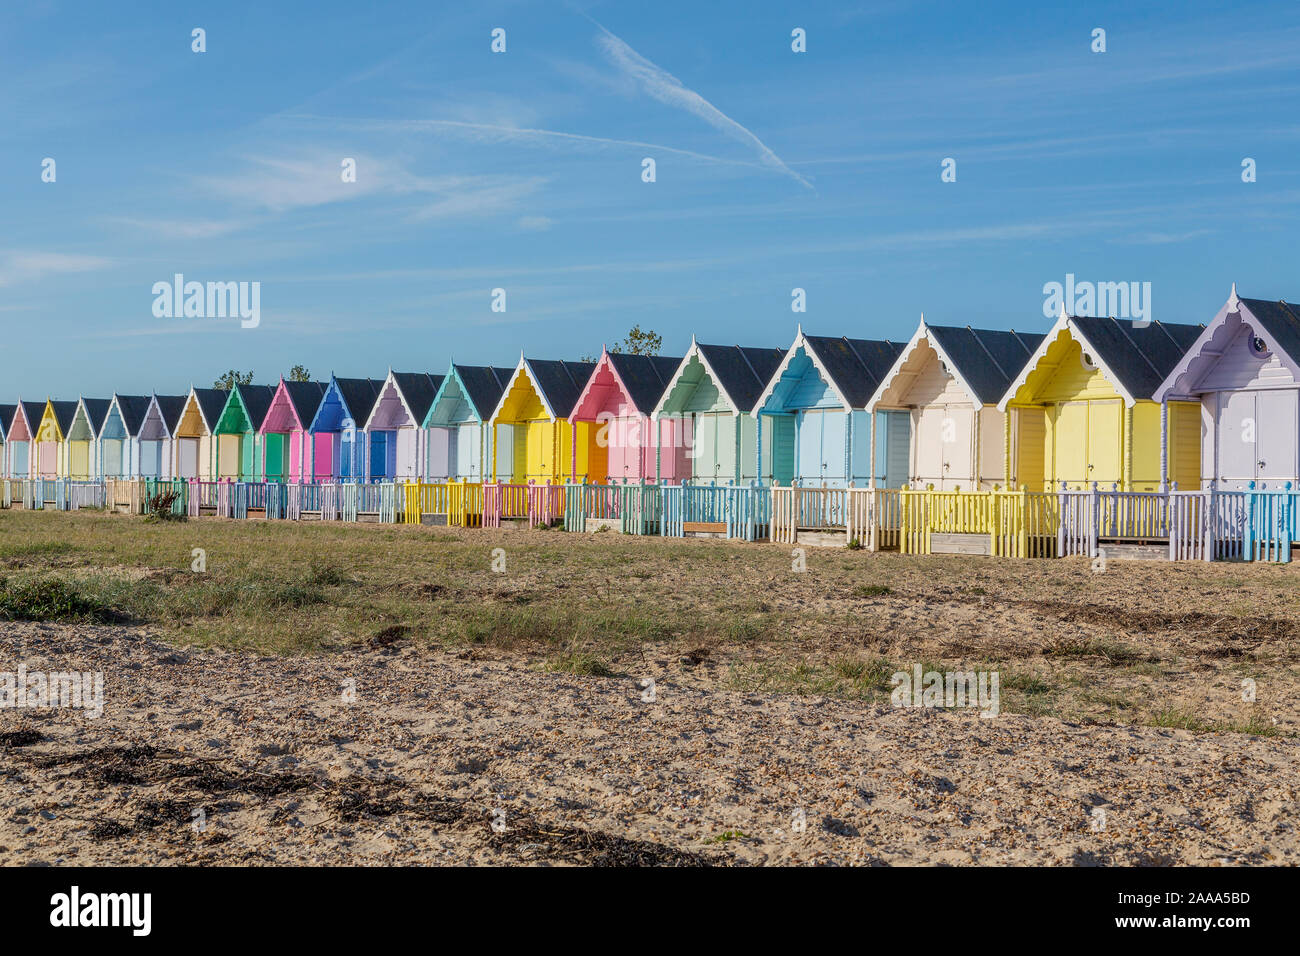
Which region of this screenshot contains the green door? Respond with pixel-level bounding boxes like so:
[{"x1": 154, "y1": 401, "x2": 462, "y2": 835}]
[
  {"x1": 240, "y1": 433, "x2": 255, "y2": 480},
  {"x1": 264, "y1": 433, "x2": 285, "y2": 482}
]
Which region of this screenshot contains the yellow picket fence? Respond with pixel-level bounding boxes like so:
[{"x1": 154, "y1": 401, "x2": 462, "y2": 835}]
[
  {"x1": 402, "y1": 481, "x2": 484, "y2": 527},
  {"x1": 899, "y1": 487, "x2": 1059, "y2": 558}
]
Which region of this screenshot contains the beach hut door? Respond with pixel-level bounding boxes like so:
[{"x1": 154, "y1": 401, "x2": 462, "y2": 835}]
[
  {"x1": 102, "y1": 439, "x2": 124, "y2": 477},
  {"x1": 1256, "y1": 390, "x2": 1298, "y2": 480},
  {"x1": 178, "y1": 438, "x2": 199, "y2": 478}
]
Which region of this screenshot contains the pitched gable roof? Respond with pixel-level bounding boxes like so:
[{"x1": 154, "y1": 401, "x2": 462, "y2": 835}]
[
  {"x1": 443, "y1": 365, "x2": 514, "y2": 422},
  {"x1": 1069, "y1": 316, "x2": 1204, "y2": 400},
  {"x1": 81, "y1": 398, "x2": 112, "y2": 436},
  {"x1": 154, "y1": 395, "x2": 189, "y2": 434},
  {"x1": 334, "y1": 377, "x2": 382, "y2": 425},
  {"x1": 695, "y1": 343, "x2": 786, "y2": 413},
  {"x1": 0, "y1": 404, "x2": 14, "y2": 440},
  {"x1": 191, "y1": 388, "x2": 229, "y2": 430},
  {"x1": 390, "y1": 372, "x2": 443, "y2": 423},
  {"x1": 20, "y1": 401, "x2": 44, "y2": 432},
  {"x1": 525, "y1": 360, "x2": 595, "y2": 419},
  {"x1": 605, "y1": 352, "x2": 683, "y2": 415},
  {"x1": 113, "y1": 395, "x2": 153, "y2": 434},
  {"x1": 1237, "y1": 296, "x2": 1300, "y2": 361},
  {"x1": 50, "y1": 400, "x2": 79, "y2": 435},
  {"x1": 1155, "y1": 289, "x2": 1300, "y2": 400},
  {"x1": 806, "y1": 335, "x2": 905, "y2": 409},
  {"x1": 283, "y1": 381, "x2": 327, "y2": 423},
  {"x1": 924, "y1": 325, "x2": 1045, "y2": 406},
  {"x1": 234, "y1": 384, "x2": 277, "y2": 430}
]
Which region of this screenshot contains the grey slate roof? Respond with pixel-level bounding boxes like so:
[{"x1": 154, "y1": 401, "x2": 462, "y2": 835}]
[
  {"x1": 20, "y1": 401, "x2": 44, "y2": 433},
  {"x1": 80, "y1": 399, "x2": 111, "y2": 436},
  {"x1": 526, "y1": 360, "x2": 596, "y2": 419},
  {"x1": 1070, "y1": 316, "x2": 1205, "y2": 401},
  {"x1": 0, "y1": 404, "x2": 14, "y2": 440},
  {"x1": 803, "y1": 336, "x2": 906, "y2": 409},
  {"x1": 50, "y1": 401, "x2": 78, "y2": 435},
  {"x1": 925, "y1": 326, "x2": 1045, "y2": 406},
  {"x1": 283, "y1": 381, "x2": 327, "y2": 425},
  {"x1": 452, "y1": 365, "x2": 514, "y2": 421},
  {"x1": 606, "y1": 353, "x2": 683, "y2": 415},
  {"x1": 1240, "y1": 297, "x2": 1300, "y2": 363},
  {"x1": 234, "y1": 384, "x2": 277, "y2": 431},
  {"x1": 192, "y1": 388, "x2": 229, "y2": 430},
  {"x1": 154, "y1": 395, "x2": 189, "y2": 435},
  {"x1": 113, "y1": 395, "x2": 153, "y2": 435},
  {"x1": 696, "y1": 344, "x2": 787, "y2": 413},
  {"x1": 391, "y1": 373, "x2": 443, "y2": 424},
  {"x1": 331, "y1": 378, "x2": 381, "y2": 426}
]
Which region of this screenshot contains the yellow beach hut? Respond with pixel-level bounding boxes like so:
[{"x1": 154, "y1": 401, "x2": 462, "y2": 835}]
[
  {"x1": 34, "y1": 399, "x2": 79, "y2": 478},
  {"x1": 997, "y1": 309, "x2": 1205, "y2": 491},
  {"x1": 489, "y1": 357, "x2": 599, "y2": 484}
]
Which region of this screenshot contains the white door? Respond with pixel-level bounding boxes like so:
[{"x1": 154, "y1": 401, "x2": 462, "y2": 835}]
[
  {"x1": 912, "y1": 406, "x2": 945, "y2": 488},
  {"x1": 178, "y1": 438, "x2": 199, "y2": 478},
  {"x1": 939, "y1": 405, "x2": 975, "y2": 490},
  {"x1": 1257, "y1": 390, "x2": 1298, "y2": 482}
]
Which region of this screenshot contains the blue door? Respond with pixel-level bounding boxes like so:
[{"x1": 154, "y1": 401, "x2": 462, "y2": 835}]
[{"x1": 369, "y1": 432, "x2": 388, "y2": 479}]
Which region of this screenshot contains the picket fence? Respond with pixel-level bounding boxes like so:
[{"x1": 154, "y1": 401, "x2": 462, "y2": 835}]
[{"x1": 7, "y1": 474, "x2": 1300, "y2": 564}]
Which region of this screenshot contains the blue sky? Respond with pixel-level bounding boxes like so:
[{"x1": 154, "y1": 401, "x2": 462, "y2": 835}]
[{"x1": 3, "y1": 0, "x2": 1299, "y2": 398}]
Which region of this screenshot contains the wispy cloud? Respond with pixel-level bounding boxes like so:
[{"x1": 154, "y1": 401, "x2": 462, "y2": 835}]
[
  {"x1": 591, "y1": 22, "x2": 812, "y2": 189},
  {"x1": 293, "y1": 115, "x2": 769, "y2": 170},
  {"x1": 0, "y1": 251, "x2": 110, "y2": 287}
]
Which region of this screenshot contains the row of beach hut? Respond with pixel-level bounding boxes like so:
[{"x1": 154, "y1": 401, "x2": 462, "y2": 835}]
[{"x1": 5, "y1": 288, "x2": 1300, "y2": 561}]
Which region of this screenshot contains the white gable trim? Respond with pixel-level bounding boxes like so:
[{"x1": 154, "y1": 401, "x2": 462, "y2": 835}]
[
  {"x1": 996, "y1": 311, "x2": 1137, "y2": 411},
  {"x1": 865, "y1": 319, "x2": 983, "y2": 413},
  {"x1": 749, "y1": 330, "x2": 852, "y2": 416},
  {"x1": 363, "y1": 370, "x2": 422, "y2": 431},
  {"x1": 651, "y1": 339, "x2": 743, "y2": 420},
  {"x1": 486, "y1": 357, "x2": 558, "y2": 424},
  {"x1": 1155, "y1": 290, "x2": 1300, "y2": 401}
]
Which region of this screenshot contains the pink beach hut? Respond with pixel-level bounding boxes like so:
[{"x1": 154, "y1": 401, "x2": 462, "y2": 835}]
[{"x1": 568, "y1": 347, "x2": 689, "y2": 483}]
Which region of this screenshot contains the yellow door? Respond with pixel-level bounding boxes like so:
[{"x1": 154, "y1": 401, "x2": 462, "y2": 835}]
[
  {"x1": 525, "y1": 419, "x2": 549, "y2": 481},
  {"x1": 1053, "y1": 402, "x2": 1088, "y2": 488},
  {"x1": 1087, "y1": 399, "x2": 1122, "y2": 487},
  {"x1": 70, "y1": 441, "x2": 89, "y2": 479},
  {"x1": 218, "y1": 434, "x2": 241, "y2": 478}
]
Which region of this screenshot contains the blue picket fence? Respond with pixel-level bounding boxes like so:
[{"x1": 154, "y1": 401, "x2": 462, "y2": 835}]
[{"x1": 661, "y1": 482, "x2": 770, "y2": 541}]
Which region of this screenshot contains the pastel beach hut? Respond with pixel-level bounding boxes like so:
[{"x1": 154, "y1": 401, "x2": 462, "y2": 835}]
[
  {"x1": 651, "y1": 341, "x2": 786, "y2": 485},
  {"x1": 866, "y1": 321, "x2": 1044, "y2": 490},
  {"x1": 364, "y1": 372, "x2": 443, "y2": 480},
  {"x1": 260, "y1": 379, "x2": 327, "y2": 482},
  {"x1": 137, "y1": 395, "x2": 189, "y2": 478},
  {"x1": 34, "y1": 400, "x2": 78, "y2": 477},
  {"x1": 4, "y1": 403, "x2": 40, "y2": 477},
  {"x1": 213, "y1": 384, "x2": 277, "y2": 481},
  {"x1": 307, "y1": 376, "x2": 382, "y2": 481},
  {"x1": 1155, "y1": 288, "x2": 1300, "y2": 490},
  {"x1": 172, "y1": 387, "x2": 229, "y2": 480},
  {"x1": 997, "y1": 310, "x2": 1204, "y2": 492},
  {"x1": 66, "y1": 398, "x2": 111, "y2": 479},
  {"x1": 751, "y1": 331, "x2": 905, "y2": 488},
  {"x1": 489, "y1": 358, "x2": 599, "y2": 484},
  {"x1": 568, "y1": 349, "x2": 687, "y2": 484},
  {"x1": 423, "y1": 364, "x2": 513, "y2": 481},
  {"x1": 100, "y1": 395, "x2": 154, "y2": 478},
  {"x1": 0, "y1": 404, "x2": 12, "y2": 478}
]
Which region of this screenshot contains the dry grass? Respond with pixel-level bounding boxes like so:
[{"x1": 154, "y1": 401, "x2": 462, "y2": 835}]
[{"x1": 1, "y1": 508, "x2": 1297, "y2": 734}]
